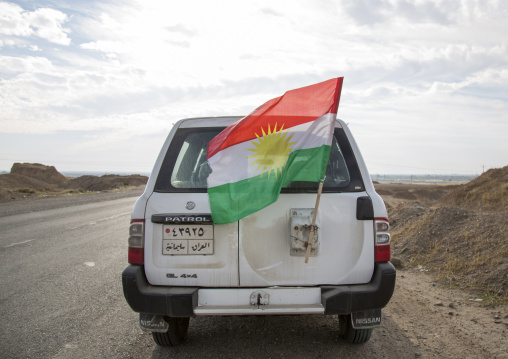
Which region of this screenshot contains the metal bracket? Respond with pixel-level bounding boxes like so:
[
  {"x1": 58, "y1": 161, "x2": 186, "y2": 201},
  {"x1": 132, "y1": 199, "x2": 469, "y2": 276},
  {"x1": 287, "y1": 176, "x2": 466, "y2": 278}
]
[
  {"x1": 289, "y1": 208, "x2": 320, "y2": 257},
  {"x1": 250, "y1": 291, "x2": 269, "y2": 306}
]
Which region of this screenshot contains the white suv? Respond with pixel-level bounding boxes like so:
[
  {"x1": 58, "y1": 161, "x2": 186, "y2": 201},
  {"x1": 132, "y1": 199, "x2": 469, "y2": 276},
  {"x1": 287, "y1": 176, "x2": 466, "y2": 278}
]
[{"x1": 122, "y1": 116, "x2": 395, "y2": 346}]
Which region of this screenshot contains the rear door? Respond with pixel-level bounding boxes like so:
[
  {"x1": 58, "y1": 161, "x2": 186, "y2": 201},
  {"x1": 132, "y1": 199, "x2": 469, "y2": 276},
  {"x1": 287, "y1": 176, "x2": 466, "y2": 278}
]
[
  {"x1": 238, "y1": 126, "x2": 375, "y2": 286},
  {"x1": 143, "y1": 118, "x2": 240, "y2": 287}
]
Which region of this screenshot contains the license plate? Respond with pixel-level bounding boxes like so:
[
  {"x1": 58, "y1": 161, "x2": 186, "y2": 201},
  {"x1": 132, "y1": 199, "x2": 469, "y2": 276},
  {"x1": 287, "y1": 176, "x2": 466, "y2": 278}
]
[
  {"x1": 163, "y1": 224, "x2": 213, "y2": 240},
  {"x1": 162, "y1": 225, "x2": 213, "y2": 255}
]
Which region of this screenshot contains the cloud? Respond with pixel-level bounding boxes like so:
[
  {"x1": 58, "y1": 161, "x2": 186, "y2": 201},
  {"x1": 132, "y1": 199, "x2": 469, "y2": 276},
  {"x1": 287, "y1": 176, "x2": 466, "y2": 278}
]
[
  {"x1": 343, "y1": 0, "x2": 455, "y2": 25},
  {"x1": 395, "y1": 0, "x2": 451, "y2": 24},
  {"x1": 0, "y1": 55, "x2": 53, "y2": 75},
  {"x1": 259, "y1": 7, "x2": 284, "y2": 17},
  {"x1": 79, "y1": 40, "x2": 126, "y2": 59},
  {"x1": 28, "y1": 7, "x2": 71, "y2": 45},
  {"x1": 342, "y1": 0, "x2": 392, "y2": 25},
  {"x1": 165, "y1": 24, "x2": 196, "y2": 37},
  {"x1": 1, "y1": 0, "x2": 507, "y2": 173},
  {"x1": 0, "y1": 2, "x2": 32, "y2": 37},
  {"x1": 0, "y1": 2, "x2": 70, "y2": 46},
  {"x1": 428, "y1": 67, "x2": 508, "y2": 100}
]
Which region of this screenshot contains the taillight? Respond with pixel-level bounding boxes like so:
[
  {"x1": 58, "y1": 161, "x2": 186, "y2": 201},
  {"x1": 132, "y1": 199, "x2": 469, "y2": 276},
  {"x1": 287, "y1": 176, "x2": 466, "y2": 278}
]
[
  {"x1": 128, "y1": 219, "x2": 144, "y2": 265},
  {"x1": 374, "y1": 218, "x2": 391, "y2": 262}
]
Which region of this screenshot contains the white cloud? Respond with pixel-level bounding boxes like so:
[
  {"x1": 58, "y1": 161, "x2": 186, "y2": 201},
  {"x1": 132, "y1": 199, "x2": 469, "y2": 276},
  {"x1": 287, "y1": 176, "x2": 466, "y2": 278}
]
[
  {"x1": 0, "y1": 1, "x2": 70, "y2": 46},
  {"x1": 429, "y1": 67, "x2": 508, "y2": 94},
  {"x1": 27, "y1": 7, "x2": 71, "y2": 45},
  {"x1": 0, "y1": 55, "x2": 53, "y2": 74},
  {"x1": 0, "y1": 2, "x2": 32, "y2": 37}
]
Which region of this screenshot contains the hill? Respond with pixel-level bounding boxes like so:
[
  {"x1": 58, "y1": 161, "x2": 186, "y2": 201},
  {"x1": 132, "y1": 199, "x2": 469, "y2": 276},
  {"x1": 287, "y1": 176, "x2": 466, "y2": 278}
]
[
  {"x1": 380, "y1": 166, "x2": 508, "y2": 300},
  {"x1": 0, "y1": 163, "x2": 148, "y2": 202},
  {"x1": 441, "y1": 166, "x2": 508, "y2": 211}
]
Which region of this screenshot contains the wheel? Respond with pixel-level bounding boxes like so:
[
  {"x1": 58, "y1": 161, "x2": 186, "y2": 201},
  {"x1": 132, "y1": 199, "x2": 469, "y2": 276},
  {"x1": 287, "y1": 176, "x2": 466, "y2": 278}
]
[
  {"x1": 338, "y1": 315, "x2": 373, "y2": 344},
  {"x1": 152, "y1": 317, "x2": 190, "y2": 347}
]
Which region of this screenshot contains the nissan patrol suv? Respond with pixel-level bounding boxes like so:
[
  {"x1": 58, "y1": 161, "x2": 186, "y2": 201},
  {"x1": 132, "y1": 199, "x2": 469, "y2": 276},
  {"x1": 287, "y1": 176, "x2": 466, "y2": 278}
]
[{"x1": 122, "y1": 116, "x2": 395, "y2": 346}]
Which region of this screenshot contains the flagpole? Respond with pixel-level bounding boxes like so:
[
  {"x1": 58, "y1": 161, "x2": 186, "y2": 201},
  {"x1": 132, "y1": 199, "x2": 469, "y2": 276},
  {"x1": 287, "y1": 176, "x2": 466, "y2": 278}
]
[{"x1": 305, "y1": 179, "x2": 324, "y2": 263}]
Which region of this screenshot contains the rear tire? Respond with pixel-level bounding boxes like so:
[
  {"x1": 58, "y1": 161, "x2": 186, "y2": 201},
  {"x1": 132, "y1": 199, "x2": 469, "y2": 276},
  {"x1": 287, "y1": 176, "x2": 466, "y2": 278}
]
[
  {"x1": 152, "y1": 317, "x2": 190, "y2": 347},
  {"x1": 338, "y1": 315, "x2": 373, "y2": 344}
]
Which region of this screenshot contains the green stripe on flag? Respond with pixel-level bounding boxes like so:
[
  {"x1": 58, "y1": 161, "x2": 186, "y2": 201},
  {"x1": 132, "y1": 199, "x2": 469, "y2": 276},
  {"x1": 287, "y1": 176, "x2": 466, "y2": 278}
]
[
  {"x1": 208, "y1": 145, "x2": 331, "y2": 224},
  {"x1": 208, "y1": 174, "x2": 280, "y2": 224},
  {"x1": 281, "y1": 145, "x2": 331, "y2": 187}
]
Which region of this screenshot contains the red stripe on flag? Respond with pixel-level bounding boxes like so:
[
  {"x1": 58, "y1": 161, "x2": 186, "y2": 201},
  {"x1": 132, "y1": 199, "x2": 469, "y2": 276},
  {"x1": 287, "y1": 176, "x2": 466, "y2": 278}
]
[
  {"x1": 332, "y1": 78, "x2": 344, "y2": 114},
  {"x1": 207, "y1": 77, "x2": 343, "y2": 159}
]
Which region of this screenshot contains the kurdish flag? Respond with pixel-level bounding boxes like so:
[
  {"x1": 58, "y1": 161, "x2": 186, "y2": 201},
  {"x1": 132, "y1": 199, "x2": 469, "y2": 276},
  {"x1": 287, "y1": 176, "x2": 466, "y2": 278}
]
[{"x1": 207, "y1": 77, "x2": 344, "y2": 224}]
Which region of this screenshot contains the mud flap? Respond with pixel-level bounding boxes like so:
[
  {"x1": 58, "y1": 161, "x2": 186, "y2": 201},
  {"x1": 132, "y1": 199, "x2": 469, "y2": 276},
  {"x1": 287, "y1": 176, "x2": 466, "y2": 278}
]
[
  {"x1": 351, "y1": 309, "x2": 382, "y2": 329},
  {"x1": 139, "y1": 313, "x2": 169, "y2": 333}
]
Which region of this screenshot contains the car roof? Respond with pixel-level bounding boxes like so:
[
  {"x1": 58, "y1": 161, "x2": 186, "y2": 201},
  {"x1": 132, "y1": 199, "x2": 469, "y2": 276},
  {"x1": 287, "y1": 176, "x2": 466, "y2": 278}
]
[
  {"x1": 177, "y1": 116, "x2": 244, "y2": 128},
  {"x1": 176, "y1": 116, "x2": 346, "y2": 129}
]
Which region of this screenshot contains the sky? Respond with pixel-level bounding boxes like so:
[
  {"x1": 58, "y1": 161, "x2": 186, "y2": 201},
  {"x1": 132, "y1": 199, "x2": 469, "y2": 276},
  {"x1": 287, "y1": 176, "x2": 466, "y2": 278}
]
[{"x1": 0, "y1": 0, "x2": 507, "y2": 175}]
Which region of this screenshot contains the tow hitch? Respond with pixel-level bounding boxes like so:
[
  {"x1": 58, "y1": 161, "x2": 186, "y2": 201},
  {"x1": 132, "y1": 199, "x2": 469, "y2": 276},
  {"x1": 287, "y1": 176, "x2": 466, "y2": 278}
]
[{"x1": 250, "y1": 290, "x2": 269, "y2": 306}]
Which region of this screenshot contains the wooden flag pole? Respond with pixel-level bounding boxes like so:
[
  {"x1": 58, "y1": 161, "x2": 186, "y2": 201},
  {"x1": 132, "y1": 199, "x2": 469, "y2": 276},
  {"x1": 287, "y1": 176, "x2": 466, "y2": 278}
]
[{"x1": 305, "y1": 180, "x2": 324, "y2": 263}]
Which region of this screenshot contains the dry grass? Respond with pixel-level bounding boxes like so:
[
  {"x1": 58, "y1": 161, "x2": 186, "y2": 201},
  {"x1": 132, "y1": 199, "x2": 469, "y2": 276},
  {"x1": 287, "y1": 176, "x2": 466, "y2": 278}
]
[
  {"x1": 388, "y1": 167, "x2": 508, "y2": 302},
  {"x1": 441, "y1": 166, "x2": 508, "y2": 211}
]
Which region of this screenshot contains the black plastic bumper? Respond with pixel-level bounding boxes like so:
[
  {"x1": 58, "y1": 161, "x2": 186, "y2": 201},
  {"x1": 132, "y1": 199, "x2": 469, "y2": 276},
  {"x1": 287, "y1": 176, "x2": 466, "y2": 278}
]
[
  {"x1": 321, "y1": 262, "x2": 396, "y2": 314},
  {"x1": 122, "y1": 262, "x2": 396, "y2": 317}
]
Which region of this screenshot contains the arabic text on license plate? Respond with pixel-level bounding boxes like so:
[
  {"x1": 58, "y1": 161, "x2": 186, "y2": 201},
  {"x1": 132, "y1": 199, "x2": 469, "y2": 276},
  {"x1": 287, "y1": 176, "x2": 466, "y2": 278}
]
[{"x1": 163, "y1": 239, "x2": 213, "y2": 255}]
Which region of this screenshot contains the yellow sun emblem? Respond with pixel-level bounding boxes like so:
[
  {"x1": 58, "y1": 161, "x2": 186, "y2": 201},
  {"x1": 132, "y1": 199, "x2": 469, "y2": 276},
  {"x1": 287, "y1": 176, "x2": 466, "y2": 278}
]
[{"x1": 247, "y1": 123, "x2": 296, "y2": 179}]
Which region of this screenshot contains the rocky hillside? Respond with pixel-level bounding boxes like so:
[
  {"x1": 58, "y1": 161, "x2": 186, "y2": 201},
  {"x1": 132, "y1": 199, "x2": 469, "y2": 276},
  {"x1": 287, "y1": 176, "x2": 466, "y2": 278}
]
[
  {"x1": 0, "y1": 163, "x2": 148, "y2": 202},
  {"x1": 11, "y1": 162, "x2": 68, "y2": 187}
]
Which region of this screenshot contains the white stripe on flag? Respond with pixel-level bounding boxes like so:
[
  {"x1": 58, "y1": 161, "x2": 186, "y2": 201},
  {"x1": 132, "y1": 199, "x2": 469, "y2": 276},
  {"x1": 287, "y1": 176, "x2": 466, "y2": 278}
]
[{"x1": 207, "y1": 113, "x2": 336, "y2": 188}]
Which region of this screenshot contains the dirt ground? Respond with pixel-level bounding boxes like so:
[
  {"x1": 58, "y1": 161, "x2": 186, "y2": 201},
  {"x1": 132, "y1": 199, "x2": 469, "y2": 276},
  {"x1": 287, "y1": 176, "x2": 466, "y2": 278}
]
[
  {"x1": 377, "y1": 179, "x2": 507, "y2": 358},
  {"x1": 385, "y1": 267, "x2": 507, "y2": 358}
]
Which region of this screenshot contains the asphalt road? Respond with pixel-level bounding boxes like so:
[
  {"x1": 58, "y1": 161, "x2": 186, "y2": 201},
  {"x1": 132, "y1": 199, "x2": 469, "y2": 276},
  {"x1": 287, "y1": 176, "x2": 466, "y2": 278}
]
[{"x1": 0, "y1": 193, "x2": 420, "y2": 359}]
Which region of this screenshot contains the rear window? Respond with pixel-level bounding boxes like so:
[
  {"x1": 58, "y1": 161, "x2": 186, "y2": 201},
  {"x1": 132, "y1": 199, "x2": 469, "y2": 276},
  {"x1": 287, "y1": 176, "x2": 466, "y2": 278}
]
[{"x1": 154, "y1": 127, "x2": 364, "y2": 193}]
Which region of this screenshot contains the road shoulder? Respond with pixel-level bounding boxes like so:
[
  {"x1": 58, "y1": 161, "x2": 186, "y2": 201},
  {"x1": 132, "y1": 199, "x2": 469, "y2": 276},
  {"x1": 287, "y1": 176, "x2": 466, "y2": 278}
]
[
  {"x1": 0, "y1": 187, "x2": 145, "y2": 217},
  {"x1": 385, "y1": 267, "x2": 507, "y2": 358}
]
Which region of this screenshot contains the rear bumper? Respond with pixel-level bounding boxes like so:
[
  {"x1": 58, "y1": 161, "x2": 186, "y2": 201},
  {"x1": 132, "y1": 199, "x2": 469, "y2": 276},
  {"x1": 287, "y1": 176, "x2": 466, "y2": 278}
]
[
  {"x1": 122, "y1": 262, "x2": 396, "y2": 317},
  {"x1": 320, "y1": 262, "x2": 396, "y2": 314}
]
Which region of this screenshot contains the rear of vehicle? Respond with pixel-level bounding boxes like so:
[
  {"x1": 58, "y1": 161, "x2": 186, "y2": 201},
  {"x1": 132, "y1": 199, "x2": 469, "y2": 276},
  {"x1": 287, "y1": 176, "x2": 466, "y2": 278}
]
[{"x1": 122, "y1": 116, "x2": 395, "y2": 346}]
